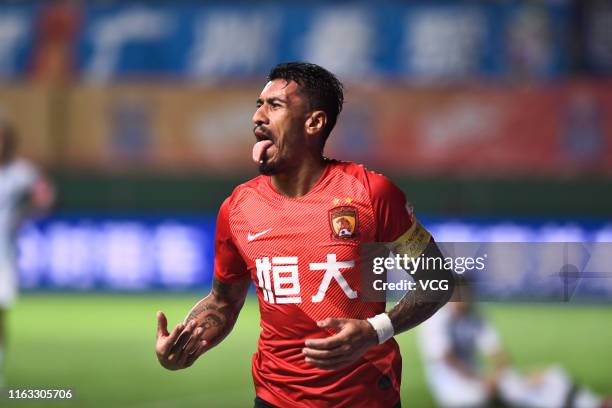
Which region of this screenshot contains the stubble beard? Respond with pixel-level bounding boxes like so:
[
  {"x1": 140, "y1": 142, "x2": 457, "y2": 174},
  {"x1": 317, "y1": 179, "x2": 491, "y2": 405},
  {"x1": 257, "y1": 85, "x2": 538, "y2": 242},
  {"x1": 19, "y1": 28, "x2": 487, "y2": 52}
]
[{"x1": 258, "y1": 156, "x2": 282, "y2": 175}]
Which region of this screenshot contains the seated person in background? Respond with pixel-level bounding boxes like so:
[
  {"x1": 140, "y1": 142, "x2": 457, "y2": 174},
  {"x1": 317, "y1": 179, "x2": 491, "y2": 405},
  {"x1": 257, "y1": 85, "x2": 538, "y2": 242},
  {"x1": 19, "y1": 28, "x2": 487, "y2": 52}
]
[{"x1": 417, "y1": 281, "x2": 609, "y2": 408}]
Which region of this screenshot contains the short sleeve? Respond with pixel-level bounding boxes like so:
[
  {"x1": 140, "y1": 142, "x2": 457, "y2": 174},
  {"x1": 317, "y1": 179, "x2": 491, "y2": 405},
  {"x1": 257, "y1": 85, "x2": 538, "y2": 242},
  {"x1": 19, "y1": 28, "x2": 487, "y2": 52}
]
[
  {"x1": 13, "y1": 159, "x2": 39, "y2": 195},
  {"x1": 368, "y1": 172, "x2": 414, "y2": 242},
  {"x1": 213, "y1": 197, "x2": 249, "y2": 283}
]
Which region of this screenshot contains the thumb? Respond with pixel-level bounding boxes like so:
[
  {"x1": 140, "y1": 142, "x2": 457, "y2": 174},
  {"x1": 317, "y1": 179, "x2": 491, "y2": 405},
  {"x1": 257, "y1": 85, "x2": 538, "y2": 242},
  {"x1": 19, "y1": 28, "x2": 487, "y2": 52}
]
[
  {"x1": 317, "y1": 317, "x2": 345, "y2": 331},
  {"x1": 157, "y1": 311, "x2": 169, "y2": 337}
]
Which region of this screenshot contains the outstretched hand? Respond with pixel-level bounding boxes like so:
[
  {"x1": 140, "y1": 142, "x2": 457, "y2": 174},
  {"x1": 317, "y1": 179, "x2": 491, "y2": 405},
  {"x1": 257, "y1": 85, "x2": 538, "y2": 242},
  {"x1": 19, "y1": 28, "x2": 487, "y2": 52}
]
[
  {"x1": 155, "y1": 311, "x2": 208, "y2": 370},
  {"x1": 303, "y1": 318, "x2": 379, "y2": 370}
]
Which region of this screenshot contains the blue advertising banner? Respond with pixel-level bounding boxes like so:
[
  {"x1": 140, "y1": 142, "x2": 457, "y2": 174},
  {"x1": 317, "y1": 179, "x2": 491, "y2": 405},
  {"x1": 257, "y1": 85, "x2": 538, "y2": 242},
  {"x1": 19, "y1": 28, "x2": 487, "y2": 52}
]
[
  {"x1": 0, "y1": 4, "x2": 39, "y2": 77},
  {"x1": 17, "y1": 214, "x2": 216, "y2": 291},
  {"x1": 0, "y1": 2, "x2": 571, "y2": 80},
  {"x1": 16, "y1": 214, "x2": 612, "y2": 302},
  {"x1": 75, "y1": 2, "x2": 570, "y2": 81}
]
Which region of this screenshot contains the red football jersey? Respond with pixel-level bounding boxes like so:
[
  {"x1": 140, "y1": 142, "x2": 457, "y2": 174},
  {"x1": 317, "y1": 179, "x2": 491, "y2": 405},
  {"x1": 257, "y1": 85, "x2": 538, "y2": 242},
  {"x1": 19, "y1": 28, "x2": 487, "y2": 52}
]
[{"x1": 214, "y1": 160, "x2": 414, "y2": 408}]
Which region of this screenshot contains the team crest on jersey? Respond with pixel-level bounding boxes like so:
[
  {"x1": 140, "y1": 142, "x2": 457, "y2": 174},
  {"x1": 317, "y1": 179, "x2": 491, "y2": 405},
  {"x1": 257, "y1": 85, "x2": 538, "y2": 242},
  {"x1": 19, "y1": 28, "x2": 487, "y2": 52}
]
[{"x1": 329, "y1": 206, "x2": 358, "y2": 239}]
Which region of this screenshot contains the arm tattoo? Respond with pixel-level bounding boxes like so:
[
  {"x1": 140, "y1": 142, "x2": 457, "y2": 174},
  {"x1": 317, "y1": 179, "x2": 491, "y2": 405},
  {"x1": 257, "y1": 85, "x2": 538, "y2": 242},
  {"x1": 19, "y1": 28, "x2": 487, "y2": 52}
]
[
  {"x1": 388, "y1": 239, "x2": 455, "y2": 335},
  {"x1": 184, "y1": 277, "x2": 250, "y2": 348},
  {"x1": 185, "y1": 302, "x2": 234, "y2": 324},
  {"x1": 187, "y1": 303, "x2": 231, "y2": 320},
  {"x1": 212, "y1": 278, "x2": 233, "y2": 298},
  {"x1": 388, "y1": 283, "x2": 439, "y2": 335}
]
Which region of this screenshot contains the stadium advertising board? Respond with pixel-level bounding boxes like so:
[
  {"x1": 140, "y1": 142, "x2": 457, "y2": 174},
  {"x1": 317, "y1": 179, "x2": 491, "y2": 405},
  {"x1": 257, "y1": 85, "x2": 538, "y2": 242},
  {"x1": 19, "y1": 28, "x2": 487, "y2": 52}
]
[
  {"x1": 2, "y1": 81, "x2": 611, "y2": 176},
  {"x1": 328, "y1": 82, "x2": 612, "y2": 176},
  {"x1": 17, "y1": 215, "x2": 612, "y2": 301},
  {"x1": 55, "y1": 82, "x2": 612, "y2": 176}
]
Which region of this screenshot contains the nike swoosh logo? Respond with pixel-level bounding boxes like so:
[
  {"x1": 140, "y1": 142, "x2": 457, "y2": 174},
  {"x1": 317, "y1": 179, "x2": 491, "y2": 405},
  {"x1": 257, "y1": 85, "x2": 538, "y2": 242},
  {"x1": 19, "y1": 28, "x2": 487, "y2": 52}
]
[{"x1": 247, "y1": 228, "x2": 272, "y2": 242}]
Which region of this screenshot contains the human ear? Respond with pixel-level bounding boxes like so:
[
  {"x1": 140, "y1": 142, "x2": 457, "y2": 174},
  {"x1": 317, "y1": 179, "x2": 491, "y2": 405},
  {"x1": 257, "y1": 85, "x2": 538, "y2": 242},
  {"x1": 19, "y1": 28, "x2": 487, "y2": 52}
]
[{"x1": 305, "y1": 111, "x2": 327, "y2": 135}]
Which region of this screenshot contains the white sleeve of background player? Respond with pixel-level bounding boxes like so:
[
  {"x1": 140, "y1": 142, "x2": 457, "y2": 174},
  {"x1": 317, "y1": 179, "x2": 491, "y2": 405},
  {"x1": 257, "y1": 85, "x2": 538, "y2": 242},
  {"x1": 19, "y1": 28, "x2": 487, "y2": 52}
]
[
  {"x1": 476, "y1": 322, "x2": 501, "y2": 356},
  {"x1": 12, "y1": 159, "x2": 39, "y2": 194},
  {"x1": 417, "y1": 306, "x2": 451, "y2": 361}
]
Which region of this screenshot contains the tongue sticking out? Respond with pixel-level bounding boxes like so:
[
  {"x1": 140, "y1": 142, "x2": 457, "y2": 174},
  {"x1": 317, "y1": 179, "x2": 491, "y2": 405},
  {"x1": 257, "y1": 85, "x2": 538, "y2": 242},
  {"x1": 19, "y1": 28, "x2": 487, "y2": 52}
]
[{"x1": 252, "y1": 140, "x2": 274, "y2": 163}]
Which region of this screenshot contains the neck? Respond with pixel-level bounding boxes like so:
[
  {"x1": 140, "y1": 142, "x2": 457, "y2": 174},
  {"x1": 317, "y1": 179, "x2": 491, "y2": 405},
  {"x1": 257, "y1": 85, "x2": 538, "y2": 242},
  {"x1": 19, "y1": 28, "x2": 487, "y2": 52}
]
[{"x1": 271, "y1": 153, "x2": 327, "y2": 198}]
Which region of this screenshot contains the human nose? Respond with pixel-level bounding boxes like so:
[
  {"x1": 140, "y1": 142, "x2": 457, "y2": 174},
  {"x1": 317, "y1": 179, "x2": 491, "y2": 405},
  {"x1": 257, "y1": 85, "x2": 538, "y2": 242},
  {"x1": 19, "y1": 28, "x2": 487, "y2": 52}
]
[{"x1": 252, "y1": 105, "x2": 268, "y2": 127}]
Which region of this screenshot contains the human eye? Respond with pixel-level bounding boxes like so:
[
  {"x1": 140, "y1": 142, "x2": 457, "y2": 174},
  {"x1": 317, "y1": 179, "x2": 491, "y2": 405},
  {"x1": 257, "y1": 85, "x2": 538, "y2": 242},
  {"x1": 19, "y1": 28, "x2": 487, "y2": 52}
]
[{"x1": 270, "y1": 99, "x2": 285, "y2": 109}]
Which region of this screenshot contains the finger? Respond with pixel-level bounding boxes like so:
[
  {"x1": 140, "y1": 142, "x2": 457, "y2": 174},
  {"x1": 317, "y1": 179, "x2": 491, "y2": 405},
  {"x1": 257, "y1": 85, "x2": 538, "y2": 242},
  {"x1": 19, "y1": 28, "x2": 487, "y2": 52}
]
[
  {"x1": 303, "y1": 344, "x2": 351, "y2": 359},
  {"x1": 305, "y1": 331, "x2": 348, "y2": 350},
  {"x1": 167, "y1": 325, "x2": 195, "y2": 365},
  {"x1": 305, "y1": 355, "x2": 353, "y2": 370},
  {"x1": 158, "y1": 323, "x2": 185, "y2": 357},
  {"x1": 316, "y1": 318, "x2": 345, "y2": 331},
  {"x1": 177, "y1": 333, "x2": 205, "y2": 367},
  {"x1": 168, "y1": 322, "x2": 185, "y2": 342},
  {"x1": 171, "y1": 321, "x2": 195, "y2": 352},
  {"x1": 183, "y1": 327, "x2": 204, "y2": 355},
  {"x1": 157, "y1": 311, "x2": 169, "y2": 337},
  {"x1": 176, "y1": 346, "x2": 191, "y2": 368},
  {"x1": 169, "y1": 321, "x2": 196, "y2": 355},
  {"x1": 184, "y1": 340, "x2": 208, "y2": 367}
]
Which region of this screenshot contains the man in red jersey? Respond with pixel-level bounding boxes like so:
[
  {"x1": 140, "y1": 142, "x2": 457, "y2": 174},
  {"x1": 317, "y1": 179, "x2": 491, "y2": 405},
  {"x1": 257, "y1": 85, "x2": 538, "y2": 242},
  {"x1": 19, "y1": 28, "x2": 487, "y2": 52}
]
[{"x1": 155, "y1": 62, "x2": 454, "y2": 407}]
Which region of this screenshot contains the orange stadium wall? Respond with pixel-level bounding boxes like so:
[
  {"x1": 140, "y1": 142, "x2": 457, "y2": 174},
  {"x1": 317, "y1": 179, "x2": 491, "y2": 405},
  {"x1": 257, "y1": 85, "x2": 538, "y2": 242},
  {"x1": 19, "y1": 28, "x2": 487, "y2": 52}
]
[
  {"x1": 2, "y1": 82, "x2": 611, "y2": 215},
  {"x1": 0, "y1": 85, "x2": 56, "y2": 164}
]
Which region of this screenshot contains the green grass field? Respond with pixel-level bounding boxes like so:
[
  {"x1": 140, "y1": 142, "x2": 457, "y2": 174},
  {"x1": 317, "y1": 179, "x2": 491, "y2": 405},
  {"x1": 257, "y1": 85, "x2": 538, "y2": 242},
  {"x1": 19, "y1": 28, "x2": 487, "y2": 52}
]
[{"x1": 3, "y1": 294, "x2": 611, "y2": 407}]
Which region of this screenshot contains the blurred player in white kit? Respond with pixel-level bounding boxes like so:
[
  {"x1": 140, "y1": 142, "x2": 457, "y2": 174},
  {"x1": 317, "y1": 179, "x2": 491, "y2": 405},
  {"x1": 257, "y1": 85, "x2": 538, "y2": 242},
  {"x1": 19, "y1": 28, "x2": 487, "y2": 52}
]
[
  {"x1": 0, "y1": 121, "x2": 54, "y2": 387},
  {"x1": 418, "y1": 282, "x2": 610, "y2": 408}
]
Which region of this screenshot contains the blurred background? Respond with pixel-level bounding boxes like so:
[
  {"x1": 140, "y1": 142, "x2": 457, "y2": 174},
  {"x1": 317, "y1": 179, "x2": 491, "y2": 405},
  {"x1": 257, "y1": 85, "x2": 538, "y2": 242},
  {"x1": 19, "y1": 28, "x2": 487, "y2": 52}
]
[{"x1": 1, "y1": 0, "x2": 610, "y2": 407}]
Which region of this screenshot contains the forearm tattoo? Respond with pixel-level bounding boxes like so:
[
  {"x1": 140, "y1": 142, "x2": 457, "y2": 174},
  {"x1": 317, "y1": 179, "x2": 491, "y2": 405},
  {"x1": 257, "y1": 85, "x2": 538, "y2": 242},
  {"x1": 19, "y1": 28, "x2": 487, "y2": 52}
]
[
  {"x1": 184, "y1": 278, "x2": 249, "y2": 346},
  {"x1": 388, "y1": 285, "x2": 441, "y2": 335},
  {"x1": 185, "y1": 302, "x2": 232, "y2": 329},
  {"x1": 213, "y1": 278, "x2": 237, "y2": 297},
  {"x1": 388, "y1": 240, "x2": 455, "y2": 335}
]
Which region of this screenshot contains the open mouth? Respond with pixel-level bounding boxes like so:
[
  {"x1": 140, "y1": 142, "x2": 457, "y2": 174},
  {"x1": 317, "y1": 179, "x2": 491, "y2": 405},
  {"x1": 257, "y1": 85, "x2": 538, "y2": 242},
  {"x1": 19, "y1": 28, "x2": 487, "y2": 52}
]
[
  {"x1": 254, "y1": 127, "x2": 273, "y2": 143},
  {"x1": 252, "y1": 127, "x2": 277, "y2": 164}
]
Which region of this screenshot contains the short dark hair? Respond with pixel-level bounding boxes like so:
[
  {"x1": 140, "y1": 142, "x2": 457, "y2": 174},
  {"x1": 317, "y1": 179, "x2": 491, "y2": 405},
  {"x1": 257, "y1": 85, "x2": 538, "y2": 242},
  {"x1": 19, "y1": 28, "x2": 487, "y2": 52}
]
[{"x1": 268, "y1": 62, "x2": 344, "y2": 146}]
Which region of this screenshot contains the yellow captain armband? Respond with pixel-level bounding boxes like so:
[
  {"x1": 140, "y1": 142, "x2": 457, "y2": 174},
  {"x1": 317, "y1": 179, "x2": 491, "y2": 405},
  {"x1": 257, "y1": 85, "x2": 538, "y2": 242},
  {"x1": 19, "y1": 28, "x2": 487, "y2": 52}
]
[{"x1": 388, "y1": 219, "x2": 432, "y2": 258}]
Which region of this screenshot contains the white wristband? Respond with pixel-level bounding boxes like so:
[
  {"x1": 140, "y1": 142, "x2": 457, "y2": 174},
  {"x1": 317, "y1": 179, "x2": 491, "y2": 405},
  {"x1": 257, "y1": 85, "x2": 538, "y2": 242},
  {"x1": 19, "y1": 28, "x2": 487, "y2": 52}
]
[{"x1": 367, "y1": 313, "x2": 395, "y2": 344}]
